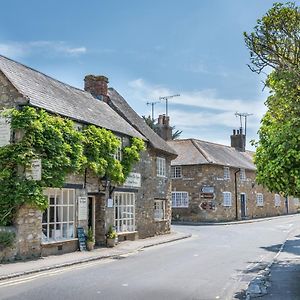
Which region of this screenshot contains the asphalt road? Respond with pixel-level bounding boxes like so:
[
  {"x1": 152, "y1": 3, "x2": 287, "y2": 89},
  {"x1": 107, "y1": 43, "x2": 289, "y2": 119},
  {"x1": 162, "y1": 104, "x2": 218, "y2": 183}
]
[{"x1": 0, "y1": 215, "x2": 299, "y2": 300}]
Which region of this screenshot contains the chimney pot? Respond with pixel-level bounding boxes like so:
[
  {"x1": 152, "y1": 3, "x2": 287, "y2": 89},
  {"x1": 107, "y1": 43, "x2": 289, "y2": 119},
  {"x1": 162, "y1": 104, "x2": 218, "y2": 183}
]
[{"x1": 84, "y1": 75, "x2": 109, "y2": 102}]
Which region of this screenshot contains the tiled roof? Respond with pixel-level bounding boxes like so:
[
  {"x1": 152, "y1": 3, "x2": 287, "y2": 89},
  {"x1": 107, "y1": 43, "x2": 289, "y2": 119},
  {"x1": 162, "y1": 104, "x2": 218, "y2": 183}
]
[
  {"x1": 167, "y1": 139, "x2": 255, "y2": 170},
  {"x1": 0, "y1": 55, "x2": 145, "y2": 139},
  {"x1": 108, "y1": 88, "x2": 177, "y2": 156}
]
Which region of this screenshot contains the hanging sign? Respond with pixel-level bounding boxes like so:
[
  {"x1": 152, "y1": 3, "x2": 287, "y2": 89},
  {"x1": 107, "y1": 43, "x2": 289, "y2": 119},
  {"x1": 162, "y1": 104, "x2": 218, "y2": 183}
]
[
  {"x1": 25, "y1": 159, "x2": 42, "y2": 181},
  {"x1": 0, "y1": 116, "x2": 11, "y2": 147},
  {"x1": 123, "y1": 172, "x2": 141, "y2": 188},
  {"x1": 78, "y1": 196, "x2": 88, "y2": 221}
]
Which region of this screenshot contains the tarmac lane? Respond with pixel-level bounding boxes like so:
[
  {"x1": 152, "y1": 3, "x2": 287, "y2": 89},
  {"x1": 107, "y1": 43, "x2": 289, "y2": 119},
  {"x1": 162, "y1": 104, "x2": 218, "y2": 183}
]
[{"x1": 0, "y1": 215, "x2": 299, "y2": 300}]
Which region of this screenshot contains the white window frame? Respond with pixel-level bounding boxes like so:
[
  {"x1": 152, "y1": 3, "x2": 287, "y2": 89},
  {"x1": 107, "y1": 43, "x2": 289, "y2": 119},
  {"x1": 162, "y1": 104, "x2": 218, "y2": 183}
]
[
  {"x1": 223, "y1": 192, "x2": 232, "y2": 207},
  {"x1": 275, "y1": 194, "x2": 281, "y2": 207},
  {"x1": 224, "y1": 167, "x2": 230, "y2": 180},
  {"x1": 113, "y1": 136, "x2": 122, "y2": 161},
  {"x1": 171, "y1": 166, "x2": 182, "y2": 178},
  {"x1": 240, "y1": 169, "x2": 246, "y2": 181},
  {"x1": 114, "y1": 192, "x2": 135, "y2": 233},
  {"x1": 42, "y1": 188, "x2": 75, "y2": 243},
  {"x1": 157, "y1": 157, "x2": 166, "y2": 177},
  {"x1": 172, "y1": 192, "x2": 189, "y2": 208},
  {"x1": 154, "y1": 200, "x2": 166, "y2": 221},
  {"x1": 256, "y1": 193, "x2": 264, "y2": 207}
]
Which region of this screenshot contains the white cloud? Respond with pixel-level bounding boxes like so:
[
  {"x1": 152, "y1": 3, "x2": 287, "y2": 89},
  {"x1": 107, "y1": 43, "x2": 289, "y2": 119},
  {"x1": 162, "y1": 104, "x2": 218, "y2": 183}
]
[{"x1": 0, "y1": 41, "x2": 87, "y2": 59}]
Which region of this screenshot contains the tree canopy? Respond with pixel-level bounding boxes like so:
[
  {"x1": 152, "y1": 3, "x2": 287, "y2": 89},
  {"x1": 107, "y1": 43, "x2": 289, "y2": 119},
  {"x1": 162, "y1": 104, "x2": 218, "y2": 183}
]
[
  {"x1": 244, "y1": 2, "x2": 300, "y2": 74},
  {"x1": 245, "y1": 2, "x2": 300, "y2": 196}
]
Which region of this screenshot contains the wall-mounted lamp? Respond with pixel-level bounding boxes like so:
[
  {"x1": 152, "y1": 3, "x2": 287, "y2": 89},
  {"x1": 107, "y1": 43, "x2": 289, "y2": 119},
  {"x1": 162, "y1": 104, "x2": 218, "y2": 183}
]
[{"x1": 100, "y1": 176, "x2": 111, "y2": 191}]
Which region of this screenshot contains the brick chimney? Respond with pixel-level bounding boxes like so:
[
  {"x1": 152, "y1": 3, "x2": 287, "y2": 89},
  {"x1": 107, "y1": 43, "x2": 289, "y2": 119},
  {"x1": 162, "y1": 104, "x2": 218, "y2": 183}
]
[
  {"x1": 156, "y1": 114, "x2": 172, "y2": 141},
  {"x1": 230, "y1": 128, "x2": 246, "y2": 152},
  {"x1": 84, "y1": 75, "x2": 109, "y2": 103}
]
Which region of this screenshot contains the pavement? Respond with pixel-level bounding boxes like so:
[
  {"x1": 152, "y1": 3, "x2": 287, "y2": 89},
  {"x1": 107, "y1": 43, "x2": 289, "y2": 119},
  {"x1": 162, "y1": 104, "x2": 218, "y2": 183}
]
[
  {"x1": 257, "y1": 231, "x2": 300, "y2": 300},
  {"x1": 0, "y1": 231, "x2": 191, "y2": 281},
  {"x1": 244, "y1": 216, "x2": 300, "y2": 299}
]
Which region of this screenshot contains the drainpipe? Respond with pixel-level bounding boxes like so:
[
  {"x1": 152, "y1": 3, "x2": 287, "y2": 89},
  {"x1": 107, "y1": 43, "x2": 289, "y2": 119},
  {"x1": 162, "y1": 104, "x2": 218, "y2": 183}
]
[{"x1": 234, "y1": 169, "x2": 240, "y2": 220}]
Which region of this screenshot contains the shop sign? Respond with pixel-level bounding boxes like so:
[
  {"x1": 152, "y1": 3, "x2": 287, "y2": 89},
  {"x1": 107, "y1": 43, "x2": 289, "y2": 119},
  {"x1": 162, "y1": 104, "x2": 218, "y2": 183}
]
[
  {"x1": 123, "y1": 172, "x2": 141, "y2": 188},
  {"x1": 107, "y1": 198, "x2": 113, "y2": 208},
  {"x1": 201, "y1": 186, "x2": 214, "y2": 193},
  {"x1": 78, "y1": 196, "x2": 88, "y2": 221},
  {"x1": 25, "y1": 159, "x2": 42, "y2": 181},
  {"x1": 199, "y1": 201, "x2": 217, "y2": 211},
  {"x1": 0, "y1": 116, "x2": 11, "y2": 147}
]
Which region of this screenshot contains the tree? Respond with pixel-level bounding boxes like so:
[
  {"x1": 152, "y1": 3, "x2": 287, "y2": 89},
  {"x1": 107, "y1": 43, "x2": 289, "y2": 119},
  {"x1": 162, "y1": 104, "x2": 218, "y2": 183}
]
[
  {"x1": 244, "y1": 2, "x2": 300, "y2": 74},
  {"x1": 245, "y1": 2, "x2": 300, "y2": 196},
  {"x1": 142, "y1": 115, "x2": 182, "y2": 140}
]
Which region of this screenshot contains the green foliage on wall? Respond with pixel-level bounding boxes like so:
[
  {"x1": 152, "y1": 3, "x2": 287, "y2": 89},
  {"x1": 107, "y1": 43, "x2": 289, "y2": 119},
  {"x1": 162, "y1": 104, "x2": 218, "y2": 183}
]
[
  {"x1": 0, "y1": 231, "x2": 15, "y2": 249},
  {"x1": 0, "y1": 106, "x2": 145, "y2": 226}
]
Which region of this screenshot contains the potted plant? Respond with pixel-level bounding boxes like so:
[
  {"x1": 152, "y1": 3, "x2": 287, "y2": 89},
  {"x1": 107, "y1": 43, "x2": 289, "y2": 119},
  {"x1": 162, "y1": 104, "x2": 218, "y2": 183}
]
[
  {"x1": 106, "y1": 225, "x2": 118, "y2": 247},
  {"x1": 86, "y1": 227, "x2": 95, "y2": 251}
]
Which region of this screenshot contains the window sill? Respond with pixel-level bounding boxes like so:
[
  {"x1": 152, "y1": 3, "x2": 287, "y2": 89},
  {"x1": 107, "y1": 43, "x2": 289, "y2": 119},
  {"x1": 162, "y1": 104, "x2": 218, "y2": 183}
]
[
  {"x1": 41, "y1": 238, "x2": 78, "y2": 245},
  {"x1": 154, "y1": 219, "x2": 168, "y2": 222},
  {"x1": 117, "y1": 231, "x2": 138, "y2": 236},
  {"x1": 172, "y1": 206, "x2": 189, "y2": 209}
]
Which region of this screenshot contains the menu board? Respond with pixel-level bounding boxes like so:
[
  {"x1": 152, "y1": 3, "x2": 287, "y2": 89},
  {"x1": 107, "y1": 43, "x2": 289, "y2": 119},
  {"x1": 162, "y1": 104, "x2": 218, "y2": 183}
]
[
  {"x1": 25, "y1": 159, "x2": 42, "y2": 181},
  {"x1": 0, "y1": 116, "x2": 11, "y2": 147},
  {"x1": 77, "y1": 227, "x2": 86, "y2": 251},
  {"x1": 78, "y1": 197, "x2": 88, "y2": 221}
]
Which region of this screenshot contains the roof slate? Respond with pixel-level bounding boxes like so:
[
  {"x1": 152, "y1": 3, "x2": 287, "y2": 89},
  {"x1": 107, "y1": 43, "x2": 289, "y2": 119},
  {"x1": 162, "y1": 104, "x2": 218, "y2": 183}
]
[
  {"x1": 0, "y1": 55, "x2": 144, "y2": 139},
  {"x1": 108, "y1": 88, "x2": 177, "y2": 156},
  {"x1": 167, "y1": 139, "x2": 255, "y2": 170}
]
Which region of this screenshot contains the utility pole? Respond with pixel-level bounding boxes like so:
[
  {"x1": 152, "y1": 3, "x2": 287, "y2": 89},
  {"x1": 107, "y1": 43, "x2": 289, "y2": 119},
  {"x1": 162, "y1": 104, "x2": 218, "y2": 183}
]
[
  {"x1": 146, "y1": 101, "x2": 160, "y2": 121},
  {"x1": 159, "y1": 94, "x2": 180, "y2": 117},
  {"x1": 235, "y1": 112, "x2": 253, "y2": 149}
]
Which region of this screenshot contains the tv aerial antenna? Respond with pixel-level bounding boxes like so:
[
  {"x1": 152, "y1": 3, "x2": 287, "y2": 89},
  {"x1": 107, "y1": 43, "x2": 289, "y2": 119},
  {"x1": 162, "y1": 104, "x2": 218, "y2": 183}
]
[
  {"x1": 159, "y1": 94, "x2": 180, "y2": 117},
  {"x1": 146, "y1": 101, "x2": 160, "y2": 121}
]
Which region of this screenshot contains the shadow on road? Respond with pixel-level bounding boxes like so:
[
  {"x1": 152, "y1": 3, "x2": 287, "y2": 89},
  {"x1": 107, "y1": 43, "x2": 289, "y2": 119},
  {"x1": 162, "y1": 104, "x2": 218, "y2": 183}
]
[{"x1": 261, "y1": 234, "x2": 300, "y2": 256}]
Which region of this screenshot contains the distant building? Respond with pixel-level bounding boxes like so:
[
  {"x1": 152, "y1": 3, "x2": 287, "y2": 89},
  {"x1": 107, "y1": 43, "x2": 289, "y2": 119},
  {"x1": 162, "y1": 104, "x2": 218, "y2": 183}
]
[{"x1": 167, "y1": 137, "x2": 299, "y2": 223}]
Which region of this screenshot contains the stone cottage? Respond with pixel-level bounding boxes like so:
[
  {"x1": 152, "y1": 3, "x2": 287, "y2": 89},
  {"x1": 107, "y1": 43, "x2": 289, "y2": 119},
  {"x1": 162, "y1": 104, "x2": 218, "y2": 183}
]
[
  {"x1": 0, "y1": 55, "x2": 176, "y2": 260},
  {"x1": 167, "y1": 134, "x2": 299, "y2": 223}
]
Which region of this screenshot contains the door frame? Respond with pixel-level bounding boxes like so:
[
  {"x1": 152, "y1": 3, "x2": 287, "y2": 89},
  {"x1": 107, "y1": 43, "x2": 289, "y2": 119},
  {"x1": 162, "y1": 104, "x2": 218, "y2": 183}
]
[
  {"x1": 88, "y1": 196, "x2": 96, "y2": 237},
  {"x1": 240, "y1": 193, "x2": 247, "y2": 219}
]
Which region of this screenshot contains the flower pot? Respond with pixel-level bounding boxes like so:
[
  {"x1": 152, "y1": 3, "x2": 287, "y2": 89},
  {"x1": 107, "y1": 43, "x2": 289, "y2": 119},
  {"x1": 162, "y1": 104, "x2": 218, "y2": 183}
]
[
  {"x1": 106, "y1": 238, "x2": 116, "y2": 247},
  {"x1": 86, "y1": 241, "x2": 95, "y2": 251}
]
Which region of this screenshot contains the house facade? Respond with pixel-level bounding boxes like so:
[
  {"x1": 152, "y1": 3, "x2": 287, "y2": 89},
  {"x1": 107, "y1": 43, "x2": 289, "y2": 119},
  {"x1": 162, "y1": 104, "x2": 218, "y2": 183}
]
[
  {"x1": 0, "y1": 55, "x2": 176, "y2": 261},
  {"x1": 167, "y1": 138, "x2": 299, "y2": 223}
]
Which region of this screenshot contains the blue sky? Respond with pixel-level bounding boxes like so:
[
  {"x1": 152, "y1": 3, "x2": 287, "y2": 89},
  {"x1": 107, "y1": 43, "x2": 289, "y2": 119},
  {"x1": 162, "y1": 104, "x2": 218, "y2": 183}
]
[{"x1": 0, "y1": 0, "x2": 296, "y2": 149}]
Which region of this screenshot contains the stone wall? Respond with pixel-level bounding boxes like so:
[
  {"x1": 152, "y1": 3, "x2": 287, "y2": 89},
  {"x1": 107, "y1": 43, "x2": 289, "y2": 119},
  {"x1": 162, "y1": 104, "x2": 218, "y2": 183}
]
[
  {"x1": 134, "y1": 147, "x2": 172, "y2": 238},
  {"x1": 172, "y1": 164, "x2": 298, "y2": 222},
  {"x1": 0, "y1": 226, "x2": 17, "y2": 262},
  {"x1": 14, "y1": 205, "x2": 42, "y2": 259},
  {"x1": 0, "y1": 70, "x2": 27, "y2": 109}
]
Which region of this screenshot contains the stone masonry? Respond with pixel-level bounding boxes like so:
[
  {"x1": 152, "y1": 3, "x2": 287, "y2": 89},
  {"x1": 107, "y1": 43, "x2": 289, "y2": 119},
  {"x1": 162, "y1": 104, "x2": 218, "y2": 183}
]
[{"x1": 172, "y1": 164, "x2": 298, "y2": 222}]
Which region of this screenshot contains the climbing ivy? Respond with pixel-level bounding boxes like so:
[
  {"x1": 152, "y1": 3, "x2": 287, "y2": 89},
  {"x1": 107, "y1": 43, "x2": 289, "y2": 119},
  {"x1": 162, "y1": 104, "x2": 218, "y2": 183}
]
[{"x1": 0, "y1": 106, "x2": 145, "y2": 226}]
